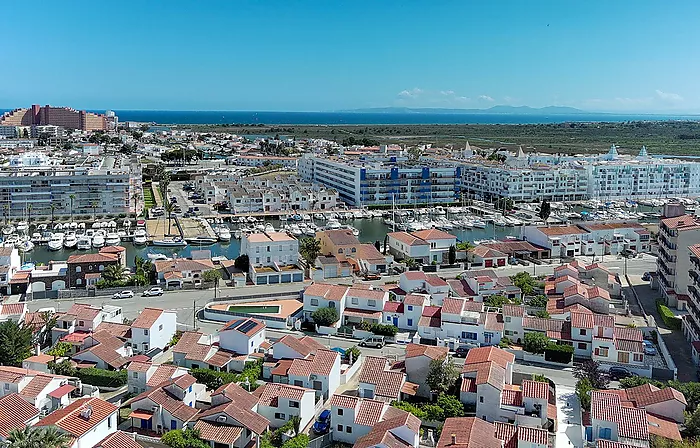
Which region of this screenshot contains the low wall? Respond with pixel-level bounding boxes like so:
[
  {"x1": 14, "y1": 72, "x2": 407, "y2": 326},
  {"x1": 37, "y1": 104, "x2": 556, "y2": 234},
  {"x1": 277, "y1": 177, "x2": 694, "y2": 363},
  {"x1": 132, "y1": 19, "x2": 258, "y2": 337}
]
[
  {"x1": 598, "y1": 361, "x2": 653, "y2": 378},
  {"x1": 316, "y1": 325, "x2": 337, "y2": 335},
  {"x1": 203, "y1": 305, "x2": 289, "y2": 329},
  {"x1": 523, "y1": 351, "x2": 573, "y2": 367},
  {"x1": 341, "y1": 356, "x2": 362, "y2": 385}
]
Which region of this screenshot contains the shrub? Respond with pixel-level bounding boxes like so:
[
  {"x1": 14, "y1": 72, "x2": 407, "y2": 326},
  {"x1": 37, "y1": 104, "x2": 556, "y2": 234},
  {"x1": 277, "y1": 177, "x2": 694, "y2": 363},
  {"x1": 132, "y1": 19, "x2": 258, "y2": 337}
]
[
  {"x1": 524, "y1": 332, "x2": 550, "y2": 354},
  {"x1": 535, "y1": 310, "x2": 551, "y2": 319},
  {"x1": 529, "y1": 295, "x2": 549, "y2": 308},
  {"x1": 545, "y1": 342, "x2": 574, "y2": 364},
  {"x1": 345, "y1": 346, "x2": 361, "y2": 364},
  {"x1": 656, "y1": 301, "x2": 681, "y2": 330},
  {"x1": 76, "y1": 368, "x2": 127, "y2": 388},
  {"x1": 498, "y1": 336, "x2": 512, "y2": 348},
  {"x1": 191, "y1": 360, "x2": 263, "y2": 391},
  {"x1": 437, "y1": 393, "x2": 465, "y2": 418},
  {"x1": 423, "y1": 404, "x2": 444, "y2": 421},
  {"x1": 312, "y1": 307, "x2": 339, "y2": 327},
  {"x1": 281, "y1": 435, "x2": 309, "y2": 448},
  {"x1": 390, "y1": 401, "x2": 427, "y2": 420},
  {"x1": 371, "y1": 323, "x2": 399, "y2": 336}
]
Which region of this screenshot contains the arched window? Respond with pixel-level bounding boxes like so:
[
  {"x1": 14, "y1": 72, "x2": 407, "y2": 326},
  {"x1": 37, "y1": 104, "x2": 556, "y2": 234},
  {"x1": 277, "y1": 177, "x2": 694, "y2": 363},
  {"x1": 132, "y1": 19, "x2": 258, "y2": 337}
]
[{"x1": 75, "y1": 266, "x2": 82, "y2": 273}]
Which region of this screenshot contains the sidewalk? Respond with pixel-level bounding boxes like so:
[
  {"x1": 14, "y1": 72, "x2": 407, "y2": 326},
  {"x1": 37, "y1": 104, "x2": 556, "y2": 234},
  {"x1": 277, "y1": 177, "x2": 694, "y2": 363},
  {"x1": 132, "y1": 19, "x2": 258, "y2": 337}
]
[{"x1": 555, "y1": 385, "x2": 583, "y2": 448}]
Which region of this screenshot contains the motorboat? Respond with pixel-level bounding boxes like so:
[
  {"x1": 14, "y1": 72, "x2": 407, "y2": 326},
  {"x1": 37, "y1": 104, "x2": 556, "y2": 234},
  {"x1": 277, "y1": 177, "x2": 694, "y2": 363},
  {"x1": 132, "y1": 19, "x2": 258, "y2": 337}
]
[
  {"x1": 326, "y1": 219, "x2": 341, "y2": 230},
  {"x1": 313, "y1": 213, "x2": 325, "y2": 220},
  {"x1": 16, "y1": 222, "x2": 28, "y2": 233},
  {"x1": 47, "y1": 233, "x2": 64, "y2": 251},
  {"x1": 63, "y1": 233, "x2": 78, "y2": 249},
  {"x1": 105, "y1": 232, "x2": 121, "y2": 246},
  {"x1": 30, "y1": 232, "x2": 42, "y2": 243},
  {"x1": 2, "y1": 226, "x2": 14, "y2": 236},
  {"x1": 92, "y1": 232, "x2": 105, "y2": 248},
  {"x1": 264, "y1": 223, "x2": 275, "y2": 233},
  {"x1": 77, "y1": 235, "x2": 92, "y2": 250},
  {"x1": 152, "y1": 237, "x2": 187, "y2": 247},
  {"x1": 345, "y1": 225, "x2": 360, "y2": 237},
  {"x1": 186, "y1": 236, "x2": 218, "y2": 245},
  {"x1": 289, "y1": 224, "x2": 303, "y2": 237},
  {"x1": 147, "y1": 253, "x2": 170, "y2": 261},
  {"x1": 353, "y1": 211, "x2": 363, "y2": 219},
  {"x1": 217, "y1": 226, "x2": 231, "y2": 242},
  {"x1": 133, "y1": 229, "x2": 148, "y2": 245},
  {"x1": 17, "y1": 240, "x2": 34, "y2": 253},
  {"x1": 471, "y1": 219, "x2": 487, "y2": 229}
]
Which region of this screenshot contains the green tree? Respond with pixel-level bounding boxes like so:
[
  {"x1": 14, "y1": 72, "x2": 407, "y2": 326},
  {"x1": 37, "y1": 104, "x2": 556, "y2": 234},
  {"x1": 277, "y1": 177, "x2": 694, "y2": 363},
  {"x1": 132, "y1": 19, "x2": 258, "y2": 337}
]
[
  {"x1": 448, "y1": 245, "x2": 456, "y2": 264},
  {"x1": 289, "y1": 415, "x2": 302, "y2": 436},
  {"x1": 533, "y1": 374, "x2": 550, "y2": 384},
  {"x1": 426, "y1": 357, "x2": 458, "y2": 395},
  {"x1": 161, "y1": 428, "x2": 209, "y2": 448},
  {"x1": 0, "y1": 320, "x2": 34, "y2": 366},
  {"x1": 6, "y1": 425, "x2": 72, "y2": 448},
  {"x1": 535, "y1": 310, "x2": 550, "y2": 319},
  {"x1": 47, "y1": 341, "x2": 72, "y2": 360},
  {"x1": 311, "y1": 307, "x2": 339, "y2": 327},
  {"x1": 345, "y1": 346, "x2": 361, "y2": 364},
  {"x1": 684, "y1": 407, "x2": 700, "y2": 439},
  {"x1": 573, "y1": 359, "x2": 609, "y2": 389},
  {"x1": 484, "y1": 294, "x2": 510, "y2": 307},
  {"x1": 523, "y1": 332, "x2": 550, "y2": 354},
  {"x1": 49, "y1": 359, "x2": 77, "y2": 377},
  {"x1": 203, "y1": 269, "x2": 222, "y2": 298},
  {"x1": 281, "y1": 435, "x2": 309, "y2": 448},
  {"x1": 529, "y1": 295, "x2": 548, "y2": 308},
  {"x1": 299, "y1": 237, "x2": 321, "y2": 275},
  {"x1": 102, "y1": 264, "x2": 126, "y2": 284},
  {"x1": 576, "y1": 378, "x2": 593, "y2": 410},
  {"x1": 403, "y1": 257, "x2": 417, "y2": 268},
  {"x1": 437, "y1": 393, "x2": 465, "y2": 418},
  {"x1": 511, "y1": 271, "x2": 536, "y2": 296},
  {"x1": 538, "y1": 199, "x2": 551, "y2": 223}
]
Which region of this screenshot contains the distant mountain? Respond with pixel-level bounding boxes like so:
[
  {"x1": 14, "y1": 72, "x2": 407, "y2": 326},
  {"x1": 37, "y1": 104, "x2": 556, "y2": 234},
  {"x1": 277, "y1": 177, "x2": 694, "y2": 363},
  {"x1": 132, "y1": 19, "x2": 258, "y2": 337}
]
[{"x1": 337, "y1": 105, "x2": 590, "y2": 115}]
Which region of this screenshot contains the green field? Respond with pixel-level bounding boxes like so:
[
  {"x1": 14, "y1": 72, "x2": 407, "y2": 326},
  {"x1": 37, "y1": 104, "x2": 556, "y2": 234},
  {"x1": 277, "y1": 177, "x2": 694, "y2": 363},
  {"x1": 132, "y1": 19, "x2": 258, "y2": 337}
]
[
  {"x1": 179, "y1": 121, "x2": 700, "y2": 156},
  {"x1": 228, "y1": 305, "x2": 280, "y2": 314}
]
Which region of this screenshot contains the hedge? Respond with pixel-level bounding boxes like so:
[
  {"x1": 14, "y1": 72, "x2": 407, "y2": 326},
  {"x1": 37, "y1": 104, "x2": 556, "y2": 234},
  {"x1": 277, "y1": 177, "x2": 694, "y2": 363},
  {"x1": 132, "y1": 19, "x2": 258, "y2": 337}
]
[
  {"x1": 357, "y1": 321, "x2": 399, "y2": 336},
  {"x1": 76, "y1": 368, "x2": 127, "y2": 388},
  {"x1": 544, "y1": 342, "x2": 574, "y2": 364},
  {"x1": 656, "y1": 301, "x2": 681, "y2": 330}
]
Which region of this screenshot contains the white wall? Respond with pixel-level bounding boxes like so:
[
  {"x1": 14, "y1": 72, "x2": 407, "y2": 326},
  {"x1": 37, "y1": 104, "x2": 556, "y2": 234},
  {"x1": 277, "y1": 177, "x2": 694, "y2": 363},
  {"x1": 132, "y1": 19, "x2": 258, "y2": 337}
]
[{"x1": 74, "y1": 411, "x2": 117, "y2": 448}]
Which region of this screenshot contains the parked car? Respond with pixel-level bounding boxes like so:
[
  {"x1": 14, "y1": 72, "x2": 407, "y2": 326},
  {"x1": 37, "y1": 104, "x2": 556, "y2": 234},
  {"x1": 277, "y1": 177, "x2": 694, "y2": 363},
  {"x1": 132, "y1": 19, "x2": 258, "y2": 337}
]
[
  {"x1": 454, "y1": 342, "x2": 480, "y2": 357},
  {"x1": 643, "y1": 340, "x2": 657, "y2": 355},
  {"x1": 363, "y1": 273, "x2": 381, "y2": 281},
  {"x1": 360, "y1": 335, "x2": 385, "y2": 348},
  {"x1": 113, "y1": 290, "x2": 134, "y2": 300},
  {"x1": 608, "y1": 366, "x2": 636, "y2": 380},
  {"x1": 143, "y1": 287, "x2": 164, "y2": 297},
  {"x1": 312, "y1": 410, "x2": 331, "y2": 434},
  {"x1": 642, "y1": 272, "x2": 651, "y2": 281}
]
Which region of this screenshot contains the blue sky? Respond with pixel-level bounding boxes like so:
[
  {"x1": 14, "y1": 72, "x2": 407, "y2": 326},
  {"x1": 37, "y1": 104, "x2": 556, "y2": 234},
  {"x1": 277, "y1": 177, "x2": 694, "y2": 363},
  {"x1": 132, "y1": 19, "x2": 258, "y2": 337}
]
[{"x1": 0, "y1": 1, "x2": 697, "y2": 112}]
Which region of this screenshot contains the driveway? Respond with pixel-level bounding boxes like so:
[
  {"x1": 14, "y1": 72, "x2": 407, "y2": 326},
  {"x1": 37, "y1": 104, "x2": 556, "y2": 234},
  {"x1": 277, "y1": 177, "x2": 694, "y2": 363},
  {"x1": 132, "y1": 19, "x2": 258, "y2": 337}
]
[
  {"x1": 628, "y1": 275, "x2": 696, "y2": 381},
  {"x1": 556, "y1": 385, "x2": 583, "y2": 448}
]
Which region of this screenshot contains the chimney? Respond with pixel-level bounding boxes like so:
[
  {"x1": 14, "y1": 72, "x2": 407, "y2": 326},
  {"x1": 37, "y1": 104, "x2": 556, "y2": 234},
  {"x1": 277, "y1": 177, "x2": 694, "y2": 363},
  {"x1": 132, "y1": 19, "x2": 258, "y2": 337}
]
[{"x1": 451, "y1": 434, "x2": 457, "y2": 445}]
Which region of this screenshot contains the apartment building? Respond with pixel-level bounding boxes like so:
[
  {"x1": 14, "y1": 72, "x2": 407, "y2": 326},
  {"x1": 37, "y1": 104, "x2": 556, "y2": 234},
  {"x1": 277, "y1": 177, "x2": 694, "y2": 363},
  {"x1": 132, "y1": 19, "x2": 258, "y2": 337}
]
[
  {"x1": 240, "y1": 231, "x2": 304, "y2": 285},
  {"x1": 657, "y1": 213, "x2": 700, "y2": 311},
  {"x1": 0, "y1": 154, "x2": 139, "y2": 219},
  {"x1": 0, "y1": 104, "x2": 112, "y2": 131},
  {"x1": 387, "y1": 228, "x2": 457, "y2": 264},
  {"x1": 685, "y1": 245, "x2": 700, "y2": 342},
  {"x1": 299, "y1": 154, "x2": 460, "y2": 207}
]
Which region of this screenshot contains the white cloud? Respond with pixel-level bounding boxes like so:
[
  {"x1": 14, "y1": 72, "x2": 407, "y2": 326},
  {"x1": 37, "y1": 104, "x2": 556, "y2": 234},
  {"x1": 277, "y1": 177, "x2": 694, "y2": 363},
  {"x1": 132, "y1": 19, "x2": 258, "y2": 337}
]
[
  {"x1": 397, "y1": 88, "x2": 423, "y2": 98},
  {"x1": 478, "y1": 95, "x2": 494, "y2": 102},
  {"x1": 655, "y1": 90, "x2": 683, "y2": 103},
  {"x1": 440, "y1": 90, "x2": 455, "y2": 96}
]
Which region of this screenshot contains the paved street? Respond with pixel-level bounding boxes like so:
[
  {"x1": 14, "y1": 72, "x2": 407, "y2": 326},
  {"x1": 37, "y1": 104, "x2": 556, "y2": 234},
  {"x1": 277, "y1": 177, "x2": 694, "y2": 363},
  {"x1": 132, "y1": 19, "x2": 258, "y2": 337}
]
[{"x1": 555, "y1": 385, "x2": 583, "y2": 448}]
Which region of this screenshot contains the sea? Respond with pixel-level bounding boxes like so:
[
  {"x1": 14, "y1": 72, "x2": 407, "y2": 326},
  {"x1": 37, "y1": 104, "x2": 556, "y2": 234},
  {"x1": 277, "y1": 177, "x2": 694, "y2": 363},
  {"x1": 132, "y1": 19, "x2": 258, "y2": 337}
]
[{"x1": 106, "y1": 111, "x2": 699, "y2": 125}]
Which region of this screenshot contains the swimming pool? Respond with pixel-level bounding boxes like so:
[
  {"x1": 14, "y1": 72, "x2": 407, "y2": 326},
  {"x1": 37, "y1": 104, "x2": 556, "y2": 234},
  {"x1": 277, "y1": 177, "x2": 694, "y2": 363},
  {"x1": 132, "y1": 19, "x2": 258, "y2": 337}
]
[{"x1": 227, "y1": 305, "x2": 281, "y2": 314}]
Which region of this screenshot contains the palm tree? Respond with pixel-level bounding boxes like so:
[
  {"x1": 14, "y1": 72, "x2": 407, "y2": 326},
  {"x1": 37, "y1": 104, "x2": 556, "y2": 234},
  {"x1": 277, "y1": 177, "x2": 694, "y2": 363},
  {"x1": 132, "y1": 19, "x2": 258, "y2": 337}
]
[
  {"x1": 69, "y1": 194, "x2": 75, "y2": 222},
  {"x1": 91, "y1": 201, "x2": 98, "y2": 220},
  {"x1": 7, "y1": 425, "x2": 71, "y2": 448},
  {"x1": 165, "y1": 202, "x2": 175, "y2": 235},
  {"x1": 102, "y1": 264, "x2": 126, "y2": 284}
]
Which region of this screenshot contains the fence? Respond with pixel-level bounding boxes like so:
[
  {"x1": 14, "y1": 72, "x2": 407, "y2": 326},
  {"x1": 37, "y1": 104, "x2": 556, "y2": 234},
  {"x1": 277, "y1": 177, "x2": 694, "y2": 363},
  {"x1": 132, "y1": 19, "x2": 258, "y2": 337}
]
[{"x1": 307, "y1": 433, "x2": 332, "y2": 448}]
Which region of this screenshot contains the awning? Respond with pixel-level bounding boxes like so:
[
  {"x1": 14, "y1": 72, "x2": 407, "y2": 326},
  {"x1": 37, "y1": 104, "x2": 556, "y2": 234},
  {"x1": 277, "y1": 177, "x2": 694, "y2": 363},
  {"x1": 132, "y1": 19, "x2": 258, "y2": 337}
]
[
  {"x1": 48, "y1": 384, "x2": 75, "y2": 399},
  {"x1": 129, "y1": 409, "x2": 154, "y2": 420},
  {"x1": 401, "y1": 381, "x2": 419, "y2": 396}
]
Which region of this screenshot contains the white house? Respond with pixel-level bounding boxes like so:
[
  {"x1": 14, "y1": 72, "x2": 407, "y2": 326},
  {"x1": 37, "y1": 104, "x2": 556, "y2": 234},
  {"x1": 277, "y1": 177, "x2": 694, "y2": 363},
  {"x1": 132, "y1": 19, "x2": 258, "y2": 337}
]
[
  {"x1": 35, "y1": 397, "x2": 120, "y2": 448},
  {"x1": 0, "y1": 366, "x2": 78, "y2": 413},
  {"x1": 382, "y1": 293, "x2": 428, "y2": 331},
  {"x1": 387, "y1": 229, "x2": 457, "y2": 264},
  {"x1": 459, "y1": 347, "x2": 516, "y2": 423},
  {"x1": 52, "y1": 303, "x2": 123, "y2": 344},
  {"x1": 398, "y1": 271, "x2": 450, "y2": 305},
  {"x1": 240, "y1": 232, "x2": 304, "y2": 285},
  {"x1": 71, "y1": 330, "x2": 132, "y2": 370},
  {"x1": 271, "y1": 335, "x2": 325, "y2": 360},
  {"x1": 358, "y1": 356, "x2": 415, "y2": 402},
  {"x1": 129, "y1": 308, "x2": 177, "y2": 354},
  {"x1": 0, "y1": 393, "x2": 40, "y2": 442},
  {"x1": 302, "y1": 283, "x2": 348, "y2": 324},
  {"x1": 219, "y1": 317, "x2": 266, "y2": 356},
  {"x1": 127, "y1": 361, "x2": 189, "y2": 394},
  {"x1": 285, "y1": 348, "x2": 341, "y2": 400},
  {"x1": 254, "y1": 382, "x2": 316, "y2": 429},
  {"x1": 404, "y1": 343, "x2": 449, "y2": 398},
  {"x1": 343, "y1": 286, "x2": 388, "y2": 326},
  {"x1": 615, "y1": 383, "x2": 686, "y2": 424}
]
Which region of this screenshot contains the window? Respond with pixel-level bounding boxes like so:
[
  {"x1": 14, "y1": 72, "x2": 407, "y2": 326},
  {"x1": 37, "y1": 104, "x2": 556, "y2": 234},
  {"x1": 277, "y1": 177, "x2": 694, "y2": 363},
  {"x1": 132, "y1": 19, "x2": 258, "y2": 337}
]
[
  {"x1": 75, "y1": 266, "x2": 82, "y2": 273},
  {"x1": 407, "y1": 305, "x2": 413, "y2": 311},
  {"x1": 338, "y1": 249, "x2": 343, "y2": 254},
  {"x1": 132, "y1": 372, "x2": 138, "y2": 378},
  {"x1": 76, "y1": 279, "x2": 82, "y2": 285},
  {"x1": 310, "y1": 298, "x2": 319, "y2": 306},
  {"x1": 596, "y1": 347, "x2": 609, "y2": 357},
  {"x1": 580, "y1": 329, "x2": 587, "y2": 336},
  {"x1": 289, "y1": 400, "x2": 299, "y2": 408},
  {"x1": 407, "y1": 318, "x2": 413, "y2": 326},
  {"x1": 143, "y1": 343, "x2": 149, "y2": 351},
  {"x1": 462, "y1": 331, "x2": 478, "y2": 340},
  {"x1": 329, "y1": 302, "x2": 335, "y2": 308},
  {"x1": 351, "y1": 247, "x2": 356, "y2": 253},
  {"x1": 294, "y1": 380, "x2": 303, "y2": 387},
  {"x1": 189, "y1": 385, "x2": 192, "y2": 392},
  {"x1": 346, "y1": 426, "x2": 352, "y2": 434},
  {"x1": 368, "y1": 300, "x2": 376, "y2": 307},
  {"x1": 578, "y1": 343, "x2": 587, "y2": 350},
  {"x1": 337, "y1": 409, "x2": 344, "y2": 416},
  {"x1": 337, "y1": 424, "x2": 343, "y2": 431},
  {"x1": 171, "y1": 420, "x2": 177, "y2": 430},
  {"x1": 479, "y1": 396, "x2": 484, "y2": 403},
  {"x1": 267, "y1": 246, "x2": 270, "y2": 252},
  {"x1": 3, "y1": 384, "x2": 8, "y2": 390},
  {"x1": 108, "y1": 416, "x2": 112, "y2": 429},
  {"x1": 351, "y1": 297, "x2": 358, "y2": 305},
  {"x1": 387, "y1": 316, "x2": 391, "y2": 322},
  {"x1": 598, "y1": 427, "x2": 612, "y2": 440},
  {"x1": 256, "y1": 258, "x2": 260, "y2": 264},
  {"x1": 79, "y1": 320, "x2": 84, "y2": 326},
  {"x1": 144, "y1": 329, "x2": 149, "y2": 336},
  {"x1": 275, "y1": 413, "x2": 286, "y2": 420},
  {"x1": 159, "y1": 324, "x2": 163, "y2": 331},
  {"x1": 99, "y1": 265, "x2": 104, "y2": 271},
  {"x1": 505, "y1": 316, "x2": 511, "y2": 323},
  {"x1": 633, "y1": 353, "x2": 644, "y2": 362}
]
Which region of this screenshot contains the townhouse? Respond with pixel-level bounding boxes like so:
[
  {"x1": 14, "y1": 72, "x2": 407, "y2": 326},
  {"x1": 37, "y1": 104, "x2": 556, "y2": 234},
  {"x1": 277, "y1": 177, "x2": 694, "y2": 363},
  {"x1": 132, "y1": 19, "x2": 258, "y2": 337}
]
[
  {"x1": 284, "y1": 348, "x2": 341, "y2": 400},
  {"x1": 0, "y1": 366, "x2": 80, "y2": 413},
  {"x1": 404, "y1": 343, "x2": 449, "y2": 398},
  {"x1": 0, "y1": 393, "x2": 40, "y2": 442},
  {"x1": 302, "y1": 282, "x2": 390, "y2": 328},
  {"x1": 127, "y1": 374, "x2": 205, "y2": 433},
  {"x1": 253, "y1": 382, "x2": 316, "y2": 429},
  {"x1": 398, "y1": 271, "x2": 450, "y2": 304},
  {"x1": 448, "y1": 269, "x2": 522, "y2": 302},
  {"x1": 127, "y1": 361, "x2": 189, "y2": 395},
  {"x1": 0, "y1": 247, "x2": 20, "y2": 295},
  {"x1": 316, "y1": 229, "x2": 389, "y2": 275},
  {"x1": 330, "y1": 394, "x2": 421, "y2": 446},
  {"x1": 358, "y1": 356, "x2": 417, "y2": 402},
  {"x1": 387, "y1": 229, "x2": 457, "y2": 264},
  {"x1": 52, "y1": 303, "x2": 123, "y2": 345},
  {"x1": 436, "y1": 417, "x2": 549, "y2": 448},
  {"x1": 588, "y1": 390, "x2": 682, "y2": 446},
  {"x1": 240, "y1": 232, "x2": 303, "y2": 285},
  {"x1": 436, "y1": 297, "x2": 503, "y2": 346},
  {"x1": 129, "y1": 307, "x2": 177, "y2": 354},
  {"x1": 154, "y1": 258, "x2": 216, "y2": 289},
  {"x1": 302, "y1": 282, "x2": 348, "y2": 325},
  {"x1": 383, "y1": 294, "x2": 429, "y2": 331},
  {"x1": 71, "y1": 330, "x2": 132, "y2": 370},
  {"x1": 66, "y1": 252, "x2": 121, "y2": 288},
  {"x1": 270, "y1": 334, "x2": 325, "y2": 361}
]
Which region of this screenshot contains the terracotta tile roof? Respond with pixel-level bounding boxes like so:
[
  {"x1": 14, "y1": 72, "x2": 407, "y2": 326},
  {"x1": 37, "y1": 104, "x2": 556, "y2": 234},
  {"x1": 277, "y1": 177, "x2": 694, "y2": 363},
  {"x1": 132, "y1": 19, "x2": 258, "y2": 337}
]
[
  {"x1": 591, "y1": 391, "x2": 649, "y2": 441},
  {"x1": 412, "y1": 229, "x2": 456, "y2": 241},
  {"x1": 473, "y1": 245, "x2": 507, "y2": 259},
  {"x1": 501, "y1": 389, "x2": 523, "y2": 406},
  {"x1": 623, "y1": 383, "x2": 687, "y2": 407},
  {"x1": 63, "y1": 303, "x2": 102, "y2": 321},
  {"x1": 35, "y1": 397, "x2": 117, "y2": 437},
  {"x1": 20, "y1": 374, "x2": 54, "y2": 399},
  {"x1": 304, "y1": 283, "x2": 348, "y2": 301},
  {"x1": 359, "y1": 356, "x2": 389, "y2": 384},
  {"x1": 173, "y1": 331, "x2": 208, "y2": 358},
  {"x1": 146, "y1": 365, "x2": 181, "y2": 388},
  {"x1": 537, "y1": 225, "x2": 587, "y2": 236},
  {"x1": 130, "y1": 383, "x2": 199, "y2": 422},
  {"x1": 383, "y1": 301, "x2": 403, "y2": 313},
  {"x1": 0, "y1": 303, "x2": 25, "y2": 316},
  {"x1": 374, "y1": 370, "x2": 406, "y2": 399},
  {"x1": 23, "y1": 312, "x2": 48, "y2": 332},
  {"x1": 405, "y1": 343, "x2": 448, "y2": 360},
  {"x1": 0, "y1": 367, "x2": 28, "y2": 384},
  {"x1": 597, "y1": 441, "x2": 642, "y2": 448},
  {"x1": 522, "y1": 380, "x2": 549, "y2": 399},
  {"x1": 437, "y1": 417, "x2": 501, "y2": 448},
  {"x1": 462, "y1": 362, "x2": 506, "y2": 389},
  {"x1": 331, "y1": 393, "x2": 360, "y2": 409},
  {"x1": 96, "y1": 430, "x2": 141, "y2": 448},
  {"x1": 494, "y1": 422, "x2": 517, "y2": 448},
  {"x1": 221, "y1": 317, "x2": 265, "y2": 336},
  {"x1": 95, "y1": 321, "x2": 130, "y2": 338},
  {"x1": 464, "y1": 346, "x2": 514, "y2": 369},
  {"x1": 128, "y1": 360, "x2": 152, "y2": 373},
  {"x1": 347, "y1": 286, "x2": 386, "y2": 301},
  {"x1": 614, "y1": 326, "x2": 643, "y2": 341},
  {"x1": 646, "y1": 414, "x2": 682, "y2": 441},
  {"x1": 460, "y1": 377, "x2": 477, "y2": 393},
  {"x1": 404, "y1": 294, "x2": 428, "y2": 306},
  {"x1": 270, "y1": 359, "x2": 293, "y2": 377},
  {"x1": 194, "y1": 420, "x2": 243, "y2": 445},
  {"x1": 23, "y1": 353, "x2": 54, "y2": 365},
  {"x1": 321, "y1": 229, "x2": 360, "y2": 246},
  {"x1": 206, "y1": 350, "x2": 236, "y2": 368},
  {"x1": 402, "y1": 271, "x2": 428, "y2": 281},
  {"x1": 661, "y1": 214, "x2": 700, "y2": 231},
  {"x1": 442, "y1": 297, "x2": 465, "y2": 315},
  {"x1": 75, "y1": 341, "x2": 129, "y2": 369},
  {"x1": 388, "y1": 232, "x2": 428, "y2": 247},
  {"x1": 154, "y1": 258, "x2": 214, "y2": 273},
  {"x1": 355, "y1": 399, "x2": 386, "y2": 426},
  {"x1": 48, "y1": 384, "x2": 75, "y2": 399},
  {"x1": 287, "y1": 349, "x2": 338, "y2": 377},
  {"x1": 523, "y1": 317, "x2": 571, "y2": 340},
  {"x1": 502, "y1": 304, "x2": 524, "y2": 317},
  {"x1": 274, "y1": 335, "x2": 324, "y2": 358},
  {"x1": 448, "y1": 279, "x2": 477, "y2": 297},
  {"x1": 354, "y1": 407, "x2": 420, "y2": 448},
  {"x1": 0, "y1": 393, "x2": 38, "y2": 438},
  {"x1": 67, "y1": 253, "x2": 119, "y2": 264},
  {"x1": 256, "y1": 383, "x2": 307, "y2": 407},
  {"x1": 198, "y1": 396, "x2": 269, "y2": 435},
  {"x1": 517, "y1": 426, "x2": 549, "y2": 445},
  {"x1": 131, "y1": 307, "x2": 166, "y2": 329},
  {"x1": 483, "y1": 312, "x2": 504, "y2": 331},
  {"x1": 426, "y1": 274, "x2": 448, "y2": 287}
]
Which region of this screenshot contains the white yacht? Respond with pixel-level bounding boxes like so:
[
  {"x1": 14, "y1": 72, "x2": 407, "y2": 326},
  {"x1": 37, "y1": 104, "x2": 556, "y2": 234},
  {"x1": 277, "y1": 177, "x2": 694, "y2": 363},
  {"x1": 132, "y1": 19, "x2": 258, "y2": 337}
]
[
  {"x1": 133, "y1": 229, "x2": 148, "y2": 245},
  {"x1": 16, "y1": 222, "x2": 28, "y2": 233},
  {"x1": 47, "y1": 233, "x2": 64, "y2": 251},
  {"x1": 326, "y1": 219, "x2": 342, "y2": 230},
  {"x1": 105, "y1": 232, "x2": 121, "y2": 246},
  {"x1": 92, "y1": 232, "x2": 105, "y2": 248},
  {"x1": 217, "y1": 226, "x2": 231, "y2": 242},
  {"x1": 313, "y1": 213, "x2": 325, "y2": 220},
  {"x1": 147, "y1": 253, "x2": 170, "y2": 261},
  {"x1": 63, "y1": 233, "x2": 78, "y2": 249},
  {"x1": 77, "y1": 235, "x2": 92, "y2": 250},
  {"x1": 471, "y1": 219, "x2": 487, "y2": 229},
  {"x1": 17, "y1": 240, "x2": 34, "y2": 253},
  {"x1": 152, "y1": 237, "x2": 187, "y2": 247}
]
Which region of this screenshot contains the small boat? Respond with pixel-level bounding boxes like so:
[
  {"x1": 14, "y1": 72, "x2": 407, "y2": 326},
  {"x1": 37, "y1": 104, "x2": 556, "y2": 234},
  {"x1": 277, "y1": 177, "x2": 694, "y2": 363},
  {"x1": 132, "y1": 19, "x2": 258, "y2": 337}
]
[
  {"x1": 68, "y1": 222, "x2": 78, "y2": 229},
  {"x1": 17, "y1": 240, "x2": 34, "y2": 253},
  {"x1": 186, "y1": 236, "x2": 218, "y2": 245},
  {"x1": 313, "y1": 213, "x2": 324, "y2": 220},
  {"x1": 47, "y1": 234, "x2": 64, "y2": 251},
  {"x1": 105, "y1": 232, "x2": 121, "y2": 246},
  {"x1": 63, "y1": 233, "x2": 78, "y2": 249},
  {"x1": 30, "y1": 232, "x2": 42, "y2": 243},
  {"x1": 77, "y1": 236, "x2": 91, "y2": 250},
  {"x1": 302, "y1": 214, "x2": 311, "y2": 222},
  {"x1": 472, "y1": 219, "x2": 487, "y2": 229},
  {"x1": 152, "y1": 237, "x2": 187, "y2": 247},
  {"x1": 353, "y1": 211, "x2": 363, "y2": 219},
  {"x1": 2, "y1": 226, "x2": 15, "y2": 236},
  {"x1": 147, "y1": 253, "x2": 170, "y2": 261},
  {"x1": 16, "y1": 222, "x2": 28, "y2": 233},
  {"x1": 133, "y1": 229, "x2": 147, "y2": 245},
  {"x1": 217, "y1": 226, "x2": 231, "y2": 242},
  {"x1": 37, "y1": 224, "x2": 47, "y2": 231},
  {"x1": 92, "y1": 233, "x2": 105, "y2": 248},
  {"x1": 292, "y1": 215, "x2": 303, "y2": 221},
  {"x1": 326, "y1": 219, "x2": 342, "y2": 230},
  {"x1": 264, "y1": 224, "x2": 275, "y2": 233}
]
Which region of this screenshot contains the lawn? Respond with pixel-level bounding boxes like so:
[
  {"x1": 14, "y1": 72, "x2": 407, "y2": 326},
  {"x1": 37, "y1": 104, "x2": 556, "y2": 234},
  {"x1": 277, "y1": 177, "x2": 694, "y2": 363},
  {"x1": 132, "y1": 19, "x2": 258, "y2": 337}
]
[{"x1": 143, "y1": 183, "x2": 156, "y2": 208}]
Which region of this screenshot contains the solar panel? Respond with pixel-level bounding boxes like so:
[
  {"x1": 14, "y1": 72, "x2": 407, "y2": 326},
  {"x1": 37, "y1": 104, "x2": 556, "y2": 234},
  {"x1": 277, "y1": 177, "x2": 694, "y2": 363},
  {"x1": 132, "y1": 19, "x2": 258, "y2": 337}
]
[{"x1": 236, "y1": 319, "x2": 258, "y2": 334}]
